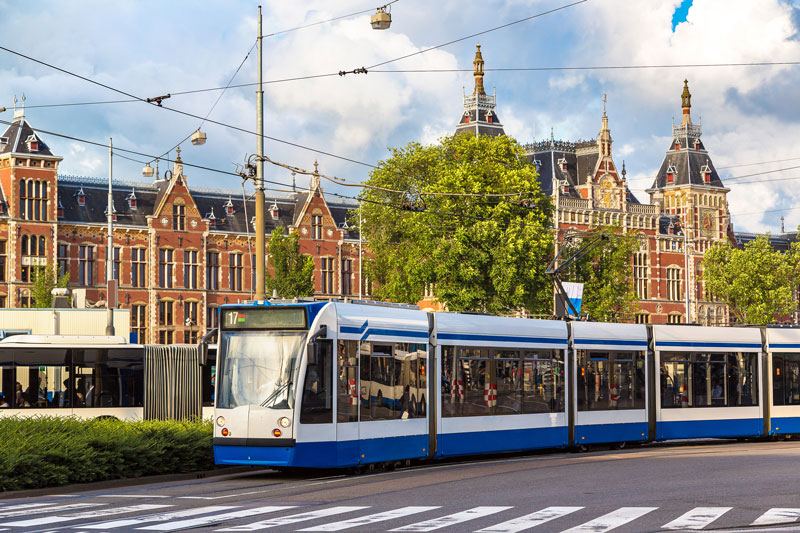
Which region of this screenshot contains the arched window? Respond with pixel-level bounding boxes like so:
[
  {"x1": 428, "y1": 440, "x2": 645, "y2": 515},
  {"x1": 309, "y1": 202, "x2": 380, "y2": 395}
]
[
  {"x1": 20, "y1": 235, "x2": 28, "y2": 256},
  {"x1": 19, "y1": 179, "x2": 48, "y2": 221}
]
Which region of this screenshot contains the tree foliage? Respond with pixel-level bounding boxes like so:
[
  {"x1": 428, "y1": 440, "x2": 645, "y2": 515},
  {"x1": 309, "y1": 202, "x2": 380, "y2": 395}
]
[
  {"x1": 702, "y1": 234, "x2": 799, "y2": 324},
  {"x1": 31, "y1": 264, "x2": 69, "y2": 308},
  {"x1": 558, "y1": 225, "x2": 639, "y2": 322},
  {"x1": 359, "y1": 134, "x2": 553, "y2": 315},
  {"x1": 266, "y1": 227, "x2": 316, "y2": 298}
]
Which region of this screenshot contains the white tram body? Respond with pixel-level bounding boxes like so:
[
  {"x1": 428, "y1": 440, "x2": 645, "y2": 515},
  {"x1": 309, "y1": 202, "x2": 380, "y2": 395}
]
[{"x1": 212, "y1": 300, "x2": 800, "y2": 469}]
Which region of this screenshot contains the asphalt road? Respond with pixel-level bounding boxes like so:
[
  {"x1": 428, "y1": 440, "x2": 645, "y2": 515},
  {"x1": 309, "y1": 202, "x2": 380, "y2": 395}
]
[{"x1": 4, "y1": 440, "x2": 800, "y2": 532}]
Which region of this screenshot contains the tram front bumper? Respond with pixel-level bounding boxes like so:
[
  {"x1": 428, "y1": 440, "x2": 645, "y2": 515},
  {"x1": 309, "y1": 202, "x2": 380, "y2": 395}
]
[{"x1": 213, "y1": 437, "x2": 296, "y2": 466}]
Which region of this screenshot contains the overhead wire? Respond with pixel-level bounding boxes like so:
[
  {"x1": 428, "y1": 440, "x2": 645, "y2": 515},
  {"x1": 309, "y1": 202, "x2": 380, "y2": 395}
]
[{"x1": 263, "y1": 0, "x2": 400, "y2": 38}]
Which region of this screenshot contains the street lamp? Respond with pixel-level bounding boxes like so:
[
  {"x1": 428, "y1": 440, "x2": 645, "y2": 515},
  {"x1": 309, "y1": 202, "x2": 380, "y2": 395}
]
[{"x1": 371, "y1": 6, "x2": 392, "y2": 29}]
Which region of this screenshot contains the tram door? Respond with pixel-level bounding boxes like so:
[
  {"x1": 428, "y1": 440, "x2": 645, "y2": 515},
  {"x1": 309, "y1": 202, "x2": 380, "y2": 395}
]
[{"x1": 335, "y1": 339, "x2": 360, "y2": 466}]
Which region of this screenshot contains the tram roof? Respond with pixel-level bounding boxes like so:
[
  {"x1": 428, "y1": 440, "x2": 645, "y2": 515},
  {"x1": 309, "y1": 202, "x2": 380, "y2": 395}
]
[
  {"x1": 651, "y1": 324, "x2": 762, "y2": 352},
  {"x1": 434, "y1": 313, "x2": 567, "y2": 349},
  {"x1": 0, "y1": 335, "x2": 136, "y2": 348}
]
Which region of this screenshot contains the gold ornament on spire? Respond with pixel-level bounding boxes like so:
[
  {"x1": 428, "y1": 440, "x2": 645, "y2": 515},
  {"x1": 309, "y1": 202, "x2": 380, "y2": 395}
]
[
  {"x1": 681, "y1": 79, "x2": 692, "y2": 125},
  {"x1": 473, "y1": 44, "x2": 486, "y2": 96}
]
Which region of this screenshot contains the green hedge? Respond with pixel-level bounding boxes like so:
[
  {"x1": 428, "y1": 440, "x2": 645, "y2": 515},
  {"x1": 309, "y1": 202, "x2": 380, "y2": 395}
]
[{"x1": 0, "y1": 416, "x2": 214, "y2": 492}]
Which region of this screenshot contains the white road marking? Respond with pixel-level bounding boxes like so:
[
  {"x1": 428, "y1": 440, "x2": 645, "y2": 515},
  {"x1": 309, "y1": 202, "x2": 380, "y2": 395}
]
[
  {"x1": 662, "y1": 507, "x2": 732, "y2": 530},
  {"x1": 0, "y1": 503, "x2": 65, "y2": 512},
  {"x1": 390, "y1": 506, "x2": 512, "y2": 532},
  {"x1": 137, "y1": 506, "x2": 296, "y2": 531},
  {"x1": 216, "y1": 506, "x2": 370, "y2": 531},
  {"x1": 2, "y1": 504, "x2": 171, "y2": 528},
  {"x1": 752, "y1": 509, "x2": 800, "y2": 526},
  {"x1": 177, "y1": 491, "x2": 274, "y2": 500},
  {"x1": 477, "y1": 506, "x2": 584, "y2": 533},
  {"x1": 560, "y1": 507, "x2": 658, "y2": 533},
  {"x1": 0, "y1": 503, "x2": 102, "y2": 519},
  {"x1": 79, "y1": 505, "x2": 238, "y2": 529},
  {"x1": 298, "y1": 507, "x2": 440, "y2": 532},
  {"x1": 98, "y1": 494, "x2": 171, "y2": 499}
]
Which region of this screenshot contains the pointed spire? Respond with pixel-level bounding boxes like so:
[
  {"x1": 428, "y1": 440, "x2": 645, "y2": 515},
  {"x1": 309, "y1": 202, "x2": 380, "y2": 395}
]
[
  {"x1": 310, "y1": 160, "x2": 321, "y2": 192},
  {"x1": 13, "y1": 94, "x2": 24, "y2": 122},
  {"x1": 598, "y1": 94, "x2": 612, "y2": 156},
  {"x1": 472, "y1": 44, "x2": 486, "y2": 96},
  {"x1": 173, "y1": 146, "x2": 184, "y2": 178},
  {"x1": 681, "y1": 79, "x2": 692, "y2": 125}
]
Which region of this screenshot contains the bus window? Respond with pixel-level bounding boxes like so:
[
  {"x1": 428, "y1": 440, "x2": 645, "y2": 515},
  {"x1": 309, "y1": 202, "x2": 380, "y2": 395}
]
[
  {"x1": 72, "y1": 348, "x2": 143, "y2": 408},
  {"x1": 10, "y1": 348, "x2": 70, "y2": 408},
  {"x1": 300, "y1": 339, "x2": 333, "y2": 424}
]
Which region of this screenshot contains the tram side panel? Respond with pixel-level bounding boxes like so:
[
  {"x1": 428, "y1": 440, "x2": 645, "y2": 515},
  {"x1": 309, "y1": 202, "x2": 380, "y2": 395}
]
[
  {"x1": 434, "y1": 313, "x2": 569, "y2": 457},
  {"x1": 571, "y1": 322, "x2": 650, "y2": 446},
  {"x1": 764, "y1": 328, "x2": 800, "y2": 436},
  {"x1": 652, "y1": 324, "x2": 764, "y2": 441}
]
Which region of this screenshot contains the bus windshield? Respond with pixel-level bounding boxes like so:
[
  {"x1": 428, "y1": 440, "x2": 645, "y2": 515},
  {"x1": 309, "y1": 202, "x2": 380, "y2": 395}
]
[{"x1": 217, "y1": 331, "x2": 307, "y2": 410}]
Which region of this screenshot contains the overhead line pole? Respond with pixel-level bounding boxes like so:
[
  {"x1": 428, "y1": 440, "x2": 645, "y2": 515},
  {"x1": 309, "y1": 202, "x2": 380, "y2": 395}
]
[
  {"x1": 106, "y1": 138, "x2": 115, "y2": 335},
  {"x1": 254, "y1": 5, "x2": 267, "y2": 301}
]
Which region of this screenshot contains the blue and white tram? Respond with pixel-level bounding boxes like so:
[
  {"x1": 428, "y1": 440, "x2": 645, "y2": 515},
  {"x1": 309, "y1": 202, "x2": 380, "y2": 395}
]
[
  {"x1": 212, "y1": 300, "x2": 800, "y2": 470},
  {"x1": 571, "y1": 322, "x2": 649, "y2": 446},
  {"x1": 652, "y1": 325, "x2": 764, "y2": 440}
]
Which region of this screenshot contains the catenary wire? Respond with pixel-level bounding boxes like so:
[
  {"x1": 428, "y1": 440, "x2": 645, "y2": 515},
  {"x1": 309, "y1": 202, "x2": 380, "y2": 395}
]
[{"x1": 263, "y1": 0, "x2": 400, "y2": 38}]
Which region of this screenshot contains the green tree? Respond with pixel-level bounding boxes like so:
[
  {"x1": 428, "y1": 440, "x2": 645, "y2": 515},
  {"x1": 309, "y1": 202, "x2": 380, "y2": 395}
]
[
  {"x1": 31, "y1": 264, "x2": 70, "y2": 308},
  {"x1": 558, "y1": 225, "x2": 639, "y2": 322},
  {"x1": 359, "y1": 133, "x2": 553, "y2": 315},
  {"x1": 702, "y1": 234, "x2": 798, "y2": 324},
  {"x1": 266, "y1": 227, "x2": 315, "y2": 298}
]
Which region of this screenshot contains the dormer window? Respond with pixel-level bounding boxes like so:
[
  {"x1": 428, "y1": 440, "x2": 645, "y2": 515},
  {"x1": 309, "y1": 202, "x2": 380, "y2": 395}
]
[
  {"x1": 269, "y1": 201, "x2": 279, "y2": 220},
  {"x1": 205, "y1": 207, "x2": 216, "y2": 227},
  {"x1": 486, "y1": 113, "x2": 492, "y2": 124},
  {"x1": 0, "y1": 201, "x2": 5, "y2": 215},
  {"x1": 26, "y1": 135, "x2": 38, "y2": 152},
  {"x1": 57, "y1": 199, "x2": 63, "y2": 219},
  {"x1": 674, "y1": 140, "x2": 680, "y2": 151},
  {"x1": 126, "y1": 188, "x2": 137, "y2": 210},
  {"x1": 224, "y1": 197, "x2": 234, "y2": 216},
  {"x1": 0, "y1": 137, "x2": 7, "y2": 151},
  {"x1": 666, "y1": 164, "x2": 677, "y2": 184},
  {"x1": 532, "y1": 159, "x2": 542, "y2": 171},
  {"x1": 700, "y1": 163, "x2": 711, "y2": 184},
  {"x1": 75, "y1": 187, "x2": 86, "y2": 207},
  {"x1": 558, "y1": 157, "x2": 567, "y2": 171},
  {"x1": 694, "y1": 140, "x2": 701, "y2": 150},
  {"x1": 104, "y1": 203, "x2": 117, "y2": 222},
  {"x1": 464, "y1": 112, "x2": 470, "y2": 124}
]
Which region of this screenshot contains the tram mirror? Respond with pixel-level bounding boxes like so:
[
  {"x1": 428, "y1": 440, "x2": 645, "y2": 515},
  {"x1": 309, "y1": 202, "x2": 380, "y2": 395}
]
[{"x1": 307, "y1": 342, "x2": 319, "y2": 365}]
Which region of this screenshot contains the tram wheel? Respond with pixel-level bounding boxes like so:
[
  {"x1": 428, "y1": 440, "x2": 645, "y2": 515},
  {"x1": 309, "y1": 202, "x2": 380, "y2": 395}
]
[{"x1": 613, "y1": 441, "x2": 626, "y2": 450}]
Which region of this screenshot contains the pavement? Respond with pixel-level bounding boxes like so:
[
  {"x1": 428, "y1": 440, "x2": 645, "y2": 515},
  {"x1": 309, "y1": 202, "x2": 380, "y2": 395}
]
[{"x1": 2, "y1": 440, "x2": 800, "y2": 532}]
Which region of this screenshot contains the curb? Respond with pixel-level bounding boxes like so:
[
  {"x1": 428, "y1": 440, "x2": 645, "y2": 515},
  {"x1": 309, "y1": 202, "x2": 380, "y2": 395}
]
[{"x1": 0, "y1": 465, "x2": 266, "y2": 500}]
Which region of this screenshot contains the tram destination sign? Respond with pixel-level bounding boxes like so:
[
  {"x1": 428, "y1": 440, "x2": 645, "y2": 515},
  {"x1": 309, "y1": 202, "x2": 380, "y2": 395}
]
[{"x1": 222, "y1": 307, "x2": 307, "y2": 330}]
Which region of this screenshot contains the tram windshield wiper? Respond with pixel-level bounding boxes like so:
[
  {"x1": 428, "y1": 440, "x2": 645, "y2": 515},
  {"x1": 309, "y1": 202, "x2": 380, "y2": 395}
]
[{"x1": 260, "y1": 380, "x2": 292, "y2": 408}]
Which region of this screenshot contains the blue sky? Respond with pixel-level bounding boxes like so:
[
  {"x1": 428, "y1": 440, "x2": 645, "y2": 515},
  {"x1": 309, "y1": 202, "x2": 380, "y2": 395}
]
[{"x1": 1, "y1": 0, "x2": 799, "y2": 233}]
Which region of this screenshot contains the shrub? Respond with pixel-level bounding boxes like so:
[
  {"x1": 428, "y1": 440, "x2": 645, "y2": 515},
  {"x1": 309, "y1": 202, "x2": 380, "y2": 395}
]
[{"x1": 0, "y1": 416, "x2": 213, "y2": 492}]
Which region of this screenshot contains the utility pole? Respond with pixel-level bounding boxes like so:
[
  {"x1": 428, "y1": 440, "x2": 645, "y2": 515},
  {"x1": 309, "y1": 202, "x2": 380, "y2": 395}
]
[
  {"x1": 254, "y1": 5, "x2": 267, "y2": 301},
  {"x1": 684, "y1": 225, "x2": 691, "y2": 324},
  {"x1": 358, "y1": 201, "x2": 363, "y2": 299},
  {"x1": 106, "y1": 138, "x2": 115, "y2": 335}
]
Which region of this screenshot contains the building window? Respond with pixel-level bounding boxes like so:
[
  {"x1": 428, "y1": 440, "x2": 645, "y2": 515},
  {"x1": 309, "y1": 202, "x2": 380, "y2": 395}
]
[
  {"x1": 320, "y1": 257, "x2": 334, "y2": 294},
  {"x1": 131, "y1": 248, "x2": 146, "y2": 288},
  {"x1": 207, "y1": 305, "x2": 219, "y2": 329},
  {"x1": 57, "y1": 243, "x2": 68, "y2": 277},
  {"x1": 78, "y1": 245, "x2": 95, "y2": 286},
  {"x1": 0, "y1": 240, "x2": 6, "y2": 282},
  {"x1": 158, "y1": 249, "x2": 174, "y2": 288},
  {"x1": 19, "y1": 179, "x2": 48, "y2": 221},
  {"x1": 158, "y1": 330, "x2": 174, "y2": 345},
  {"x1": 131, "y1": 304, "x2": 147, "y2": 343},
  {"x1": 112, "y1": 246, "x2": 121, "y2": 281},
  {"x1": 250, "y1": 254, "x2": 256, "y2": 292},
  {"x1": 312, "y1": 215, "x2": 323, "y2": 240},
  {"x1": 635, "y1": 313, "x2": 651, "y2": 324},
  {"x1": 19, "y1": 291, "x2": 31, "y2": 308},
  {"x1": 158, "y1": 300, "x2": 173, "y2": 326},
  {"x1": 0, "y1": 295, "x2": 6, "y2": 308},
  {"x1": 667, "y1": 266, "x2": 682, "y2": 302},
  {"x1": 184, "y1": 250, "x2": 199, "y2": 289},
  {"x1": 173, "y1": 204, "x2": 185, "y2": 231},
  {"x1": 633, "y1": 251, "x2": 648, "y2": 299},
  {"x1": 184, "y1": 301, "x2": 198, "y2": 343},
  {"x1": 667, "y1": 314, "x2": 683, "y2": 324},
  {"x1": 229, "y1": 253, "x2": 243, "y2": 291},
  {"x1": 206, "y1": 252, "x2": 219, "y2": 290},
  {"x1": 341, "y1": 259, "x2": 352, "y2": 296}
]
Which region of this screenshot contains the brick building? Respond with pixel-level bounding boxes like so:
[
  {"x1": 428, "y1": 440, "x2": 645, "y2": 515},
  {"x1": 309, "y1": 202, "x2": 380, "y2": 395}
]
[
  {"x1": 456, "y1": 45, "x2": 731, "y2": 325},
  {"x1": 0, "y1": 108, "x2": 362, "y2": 343}
]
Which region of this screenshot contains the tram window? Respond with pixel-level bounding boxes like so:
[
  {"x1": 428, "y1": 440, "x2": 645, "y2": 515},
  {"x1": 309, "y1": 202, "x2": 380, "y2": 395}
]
[
  {"x1": 521, "y1": 351, "x2": 565, "y2": 414},
  {"x1": 337, "y1": 340, "x2": 358, "y2": 423},
  {"x1": 395, "y1": 343, "x2": 426, "y2": 419},
  {"x1": 773, "y1": 353, "x2": 800, "y2": 406},
  {"x1": 495, "y1": 350, "x2": 521, "y2": 414},
  {"x1": 577, "y1": 351, "x2": 644, "y2": 411},
  {"x1": 660, "y1": 352, "x2": 758, "y2": 408},
  {"x1": 300, "y1": 339, "x2": 333, "y2": 424},
  {"x1": 441, "y1": 346, "x2": 457, "y2": 417}
]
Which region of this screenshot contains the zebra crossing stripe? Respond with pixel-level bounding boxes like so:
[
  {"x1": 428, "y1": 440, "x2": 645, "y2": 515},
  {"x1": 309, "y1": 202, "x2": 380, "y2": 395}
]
[
  {"x1": 0, "y1": 503, "x2": 102, "y2": 520},
  {"x1": 216, "y1": 507, "x2": 370, "y2": 531},
  {"x1": 298, "y1": 507, "x2": 441, "y2": 532},
  {"x1": 2, "y1": 504, "x2": 171, "y2": 528},
  {"x1": 390, "y1": 506, "x2": 512, "y2": 532},
  {"x1": 79, "y1": 505, "x2": 239, "y2": 529},
  {"x1": 662, "y1": 507, "x2": 732, "y2": 530},
  {"x1": 752, "y1": 508, "x2": 800, "y2": 526},
  {"x1": 137, "y1": 506, "x2": 296, "y2": 531},
  {"x1": 0, "y1": 503, "x2": 66, "y2": 513},
  {"x1": 477, "y1": 506, "x2": 584, "y2": 533},
  {"x1": 560, "y1": 507, "x2": 657, "y2": 533}
]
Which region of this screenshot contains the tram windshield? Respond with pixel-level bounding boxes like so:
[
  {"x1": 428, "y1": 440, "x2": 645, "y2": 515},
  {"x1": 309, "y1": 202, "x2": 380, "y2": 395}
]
[{"x1": 217, "y1": 331, "x2": 307, "y2": 410}]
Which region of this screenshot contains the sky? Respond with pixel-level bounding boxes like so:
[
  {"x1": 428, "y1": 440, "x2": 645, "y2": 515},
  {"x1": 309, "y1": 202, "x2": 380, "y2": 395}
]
[{"x1": 1, "y1": 0, "x2": 799, "y2": 234}]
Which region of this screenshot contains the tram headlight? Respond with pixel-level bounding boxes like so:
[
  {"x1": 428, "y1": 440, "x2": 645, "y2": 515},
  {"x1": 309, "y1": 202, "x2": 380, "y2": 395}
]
[
  {"x1": 216, "y1": 416, "x2": 226, "y2": 427},
  {"x1": 278, "y1": 417, "x2": 291, "y2": 428}
]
